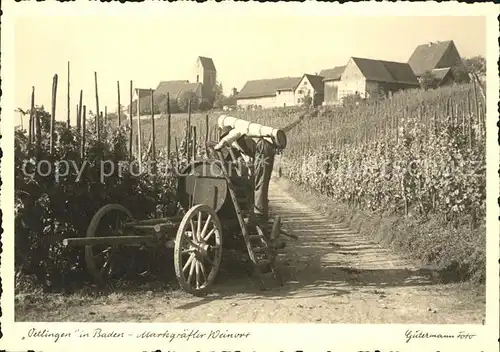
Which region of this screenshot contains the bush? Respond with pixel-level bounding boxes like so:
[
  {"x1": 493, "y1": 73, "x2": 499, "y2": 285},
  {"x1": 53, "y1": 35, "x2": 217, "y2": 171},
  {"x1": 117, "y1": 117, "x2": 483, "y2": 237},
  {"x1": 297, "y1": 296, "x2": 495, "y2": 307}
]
[
  {"x1": 177, "y1": 91, "x2": 199, "y2": 112},
  {"x1": 15, "y1": 107, "x2": 178, "y2": 292},
  {"x1": 198, "y1": 99, "x2": 212, "y2": 112}
]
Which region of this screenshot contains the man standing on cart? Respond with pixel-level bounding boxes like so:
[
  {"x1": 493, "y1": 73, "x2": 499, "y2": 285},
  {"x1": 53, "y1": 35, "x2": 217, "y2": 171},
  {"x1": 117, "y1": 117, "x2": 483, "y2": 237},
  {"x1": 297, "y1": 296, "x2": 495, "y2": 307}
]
[{"x1": 214, "y1": 123, "x2": 278, "y2": 239}]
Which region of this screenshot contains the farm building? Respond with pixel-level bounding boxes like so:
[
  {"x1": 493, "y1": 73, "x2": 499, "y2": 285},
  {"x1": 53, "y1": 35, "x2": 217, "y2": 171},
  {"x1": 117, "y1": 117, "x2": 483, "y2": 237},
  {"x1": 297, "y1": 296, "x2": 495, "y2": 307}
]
[
  {"x1": 320, "y1": 66, "x2": 346, "y2": 106},
  {"x1": 430, "y1": 67, "x2": 455, "y2": 87},
  {"x1": 337, "y1": 57, "x2": 419, "y2": 102},
  {"x1": 295, "y1": 74, "x2": 325, "y2": 107},
  {"x1": 131, "y1": 56, "x2": 216, "y2": 114},
  {"x1": 236, "y1": 74, "x2": 324, "y2": 109},
  {"x1": 236, "y1": 77, "x2": 301, "y2": 109},
  {"x1": 407, "y1": 40, "x2": 468, "y2": 84}
]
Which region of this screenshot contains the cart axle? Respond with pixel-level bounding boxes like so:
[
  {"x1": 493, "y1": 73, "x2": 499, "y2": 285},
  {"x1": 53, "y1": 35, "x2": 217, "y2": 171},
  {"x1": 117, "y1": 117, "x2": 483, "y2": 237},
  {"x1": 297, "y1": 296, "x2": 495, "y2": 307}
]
[{"x1": 63, "y1": 235, "x2": 157, "y2": 247}]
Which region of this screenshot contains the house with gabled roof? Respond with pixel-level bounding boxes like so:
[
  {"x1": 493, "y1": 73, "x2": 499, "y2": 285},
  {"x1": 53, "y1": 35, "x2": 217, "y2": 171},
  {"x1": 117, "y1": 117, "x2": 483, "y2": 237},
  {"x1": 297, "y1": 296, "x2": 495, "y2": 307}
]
[
  {"x1": 130, "y1": 56, "x2": 216, "y2": 115},
  {"x1": 337, "y1": 57, "x2": 419, "y2": 102},
  {"x1": 295, "y1": 74, "x2": 325, "y2": 107},
  {"x1": 236, "y1": 74, "x2": 325, "y2": 109},
  {"x1": 236, "y1": 76, "x2": 301, "y2": 109},
  {"x1": 407, "y1": 40, "x2": 468, "y2": 85},
  {"x1": 320, "y1": 66, "x2": 346, "y2": 105}
]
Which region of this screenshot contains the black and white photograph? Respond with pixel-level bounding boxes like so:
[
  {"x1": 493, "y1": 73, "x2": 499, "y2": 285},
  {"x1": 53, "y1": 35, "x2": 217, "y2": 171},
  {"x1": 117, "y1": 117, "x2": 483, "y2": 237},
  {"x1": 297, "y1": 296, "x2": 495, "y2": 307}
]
[{"x1": 1, "y1": 2, "x2": 499, "y2": 352}]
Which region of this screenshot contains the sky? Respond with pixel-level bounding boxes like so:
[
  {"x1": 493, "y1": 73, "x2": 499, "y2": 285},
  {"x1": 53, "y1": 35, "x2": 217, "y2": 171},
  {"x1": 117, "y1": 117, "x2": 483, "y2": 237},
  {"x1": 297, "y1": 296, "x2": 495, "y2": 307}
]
[{"x1": 14, "y1": 15, "x2": 485, "y2": 126}]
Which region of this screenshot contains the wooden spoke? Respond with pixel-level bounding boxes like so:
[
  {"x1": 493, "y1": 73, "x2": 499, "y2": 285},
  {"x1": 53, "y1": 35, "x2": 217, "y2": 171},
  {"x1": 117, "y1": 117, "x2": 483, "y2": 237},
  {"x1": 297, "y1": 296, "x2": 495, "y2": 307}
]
[
  {"x1": 203, "y1": 228, "x2": 215, "y2": 242},
  {"x1": 197, "y1": 212, "x2": 202, "y2": 241},
  {"x1": 187, "y1": 258, "x2": 196, "y2": 284},
  {"x1": 174, "y1": 204, "x2": 222, "y2": 295},
  {"x1": 93, "y1": 246, "x2": 112, "y2": 260},
  {"x1": 200, "y1": 214, "x2": 212, "y2": 239},
  {"x1": 198, "y1": 261, "x2": 207, "y2": 282},
  {"x1": 100, "y1": 254, "x2": 114, "y2": 276},
  {"x1": 183, "y1": 253, "x2": 195, "y2": 272},
  {"x1": 190, "y1": 219, "x2": 197, "y2": 241},
  {"x1": 195, "y1": 260, "x2": 201, "y2": 289}
]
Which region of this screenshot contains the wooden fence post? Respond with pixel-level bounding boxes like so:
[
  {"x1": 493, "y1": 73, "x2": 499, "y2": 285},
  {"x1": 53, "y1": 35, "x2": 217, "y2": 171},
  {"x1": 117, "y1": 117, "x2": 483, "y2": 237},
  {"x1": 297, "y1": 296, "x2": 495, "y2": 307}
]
[{"x1": 50, "y1": 74, "x2": 58, "y2": 154}]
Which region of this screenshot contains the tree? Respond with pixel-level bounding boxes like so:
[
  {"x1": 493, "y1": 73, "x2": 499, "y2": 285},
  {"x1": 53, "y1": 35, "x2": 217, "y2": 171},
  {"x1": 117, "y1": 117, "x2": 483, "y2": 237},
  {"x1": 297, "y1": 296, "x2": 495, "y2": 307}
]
[
  {"x1": 198, "y1": 99, "x2": 212, "y2": 111},
  {"x1": 463, "y1": 55, "x2": 486, "y2": 77},
  {"x1": 419, "y1": 70, "x2": 440, "y2": 90},
  {"x1": 302, "y1": 94, "x2": 312, "y2": 107},
  {"x1": 213, "y1": 82, "x2": 225, "y2": 110},
  {"x1": 450, "y1": 56, "x2": 486, "y2": 84},
  {"x1": 177, "y1": 91, "x2": 199, "y2": 112}
]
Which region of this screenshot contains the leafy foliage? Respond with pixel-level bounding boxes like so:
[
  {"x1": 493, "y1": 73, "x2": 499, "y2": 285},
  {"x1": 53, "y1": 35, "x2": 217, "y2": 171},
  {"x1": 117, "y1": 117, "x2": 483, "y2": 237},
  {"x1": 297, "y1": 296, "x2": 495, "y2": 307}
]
[
  {"x1": 15, "y1": 107, "x2": 178, "y2": 291},
  {"x1": 177, "y1": 91, "x2": 199, "y2": 112},
  {"x1": 419, "y1": 71, "x2": 440, "y2": 90},
  {"x1": 276, "y1": 84, "x2": 486, "y2": 282}
]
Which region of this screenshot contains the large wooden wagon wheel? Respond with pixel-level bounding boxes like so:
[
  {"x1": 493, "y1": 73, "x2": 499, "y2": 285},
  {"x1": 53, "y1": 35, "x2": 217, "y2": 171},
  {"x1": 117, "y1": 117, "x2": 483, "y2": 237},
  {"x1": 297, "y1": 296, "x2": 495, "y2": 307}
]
[
  {"x1": 85, "y1": 204, "x2": 136, "y2": 286},
  {"x1": 174, "y1": 204, "x2": 223, "y2": 295}
]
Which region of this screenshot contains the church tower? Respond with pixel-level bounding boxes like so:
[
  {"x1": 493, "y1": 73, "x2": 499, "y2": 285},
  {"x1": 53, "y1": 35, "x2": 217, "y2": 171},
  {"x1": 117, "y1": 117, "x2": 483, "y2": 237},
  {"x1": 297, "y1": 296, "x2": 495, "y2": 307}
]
[{"x1": 195, "y1": 56, "x2": 217, "y2": 104}]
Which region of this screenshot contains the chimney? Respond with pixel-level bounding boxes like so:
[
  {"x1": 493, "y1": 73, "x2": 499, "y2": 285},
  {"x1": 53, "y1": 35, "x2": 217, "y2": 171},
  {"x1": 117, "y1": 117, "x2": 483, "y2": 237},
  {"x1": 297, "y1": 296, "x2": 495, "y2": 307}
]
[{"x1": 231, "y1": 87, "x2": 238, "y2": 96}]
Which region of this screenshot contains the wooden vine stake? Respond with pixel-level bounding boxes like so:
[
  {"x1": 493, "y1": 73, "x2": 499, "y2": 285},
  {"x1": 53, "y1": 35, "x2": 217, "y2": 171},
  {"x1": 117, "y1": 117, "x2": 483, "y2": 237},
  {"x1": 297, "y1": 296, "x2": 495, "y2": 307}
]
[
  {"x1": 77, "y1": 90, "x2": 83, "y2": 134},
  {"x1": 50, "y1": 74, "x2": 58, "y2": 154},
  {"x1": 94, "y1": 72, "x2": 100, "y2": 140},
  {"x1": 29, "y1": 86, "x2": 35, "y2": 146},
  {"x1": 81, "y1": 105, "x2": 86, "y2": 159},
  {"x1": 150, "y1": 89, "x2": 156, "y2": 162},
  {"x1": 117, "y1": 81, "x2": 121, "y2": 126},
  {"x1": 137, "y1": 90, "x2": 142, "y2": 168},
  {"x1": 129, "y1": 80, "x2": 133, "y2": 157},
  {"x1": 191, "y1": 126, "x2": 197, "y2": 162},
  {"x1": 67, "y1": 61, "x2": 71, "y2": 127},
  {"x1": 166, "y1": 92, "x2": 171, "y2": 158}
]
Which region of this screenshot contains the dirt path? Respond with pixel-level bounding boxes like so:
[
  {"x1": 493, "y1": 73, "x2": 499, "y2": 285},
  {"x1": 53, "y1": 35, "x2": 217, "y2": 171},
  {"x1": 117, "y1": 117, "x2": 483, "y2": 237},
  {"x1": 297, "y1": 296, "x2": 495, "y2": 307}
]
[{"x1": 15, "y1": 180, "x2": 485, "y2": 323}]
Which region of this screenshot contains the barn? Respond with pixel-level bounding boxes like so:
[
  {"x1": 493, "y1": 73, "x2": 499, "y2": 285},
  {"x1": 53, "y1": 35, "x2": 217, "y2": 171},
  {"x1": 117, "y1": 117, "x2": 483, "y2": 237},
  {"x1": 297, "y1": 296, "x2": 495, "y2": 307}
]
[
  {"x1": 337, "y1": 57, "x2": 419, "y2": 102},
  {"x1": 407, "y1": 40, "x2": 468, "y2": 84},
  {"x1": 236, "y1": 77, "x2": 301, "y2": 109},
  {"x1": 320, "y1": 66, "x2": 346, "y2": 106}
]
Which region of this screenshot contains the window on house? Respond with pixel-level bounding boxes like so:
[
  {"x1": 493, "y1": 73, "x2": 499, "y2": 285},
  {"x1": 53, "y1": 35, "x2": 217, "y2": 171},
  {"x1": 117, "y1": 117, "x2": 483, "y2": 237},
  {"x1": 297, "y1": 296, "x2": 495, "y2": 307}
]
[{"x1": 298, "y1": 89, "x2": 303, "y2": 94}]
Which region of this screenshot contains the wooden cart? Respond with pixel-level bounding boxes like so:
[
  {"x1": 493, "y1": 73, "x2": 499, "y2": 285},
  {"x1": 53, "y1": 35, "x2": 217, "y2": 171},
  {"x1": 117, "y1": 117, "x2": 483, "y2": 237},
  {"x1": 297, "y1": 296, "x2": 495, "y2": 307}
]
[{"x1": 62, "y1": 145, "x2": 296, "y2": 295}]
